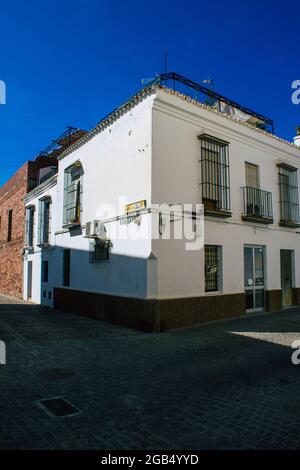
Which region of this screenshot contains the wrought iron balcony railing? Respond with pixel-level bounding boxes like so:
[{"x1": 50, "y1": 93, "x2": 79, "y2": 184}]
[{"x1": 242, "y1": 187, "x2": 273, "y2": 223}]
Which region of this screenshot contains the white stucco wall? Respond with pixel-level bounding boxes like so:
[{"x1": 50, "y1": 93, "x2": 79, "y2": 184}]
[
  {"x1": 24, "y1": 92, "x2": 155, "y2": 305},
  {"x1": 151, "y1": 87, "x2": 300, "y2": 299}
]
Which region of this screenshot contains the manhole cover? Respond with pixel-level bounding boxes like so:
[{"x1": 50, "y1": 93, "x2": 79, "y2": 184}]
[
  {"x1": 35, "y1": 397, "x2": 80, "y2": 418},
  {"x1": 38, "y1": 368, "x2": 74, "y2": 381}
]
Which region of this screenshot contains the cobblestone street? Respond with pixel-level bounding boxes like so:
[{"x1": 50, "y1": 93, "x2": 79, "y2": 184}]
[{"x1": 0, "y1": 294, "x2": 300, "y2": 450}]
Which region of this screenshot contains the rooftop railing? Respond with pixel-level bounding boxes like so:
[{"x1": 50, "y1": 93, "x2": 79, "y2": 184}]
[{"x1": 150, "y1": 73, "x2": 274, "y2": 134}]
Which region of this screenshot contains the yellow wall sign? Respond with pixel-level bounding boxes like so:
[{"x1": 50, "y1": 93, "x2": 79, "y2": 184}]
[{"x1": 125, "y1": 200, "x2": 147, "y2": 214}]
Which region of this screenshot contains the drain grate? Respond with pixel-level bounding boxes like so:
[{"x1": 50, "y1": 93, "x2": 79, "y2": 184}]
[{"x1": 35, "y1": 397, "x2": 80, "y2": 418}]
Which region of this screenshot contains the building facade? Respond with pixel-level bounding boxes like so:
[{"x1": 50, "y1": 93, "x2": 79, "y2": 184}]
[
  {"x1": 23, "y1": 75, "x2": 300, "y2": 331},
  {"x1": 0, "y1": 127, "x2": 85, "y2": 299}
]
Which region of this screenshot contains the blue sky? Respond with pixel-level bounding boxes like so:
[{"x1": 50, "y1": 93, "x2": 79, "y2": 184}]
[{"x1": 0, "y1": 0, "x2": 299, "y2": 185}]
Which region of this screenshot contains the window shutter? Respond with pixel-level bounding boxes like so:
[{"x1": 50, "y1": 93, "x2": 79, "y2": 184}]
[
  {"x1": 245, "y1": 163, "x2": 259, "y2": 188},
  {"x1": 43, "y1": 200, "x2": 50, "y2": 243},
  {"x1": 38, "y1": 200, "x2": 44, "y2": 244}
]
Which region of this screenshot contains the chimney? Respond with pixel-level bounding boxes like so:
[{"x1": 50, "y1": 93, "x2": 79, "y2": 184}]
[{"x1": 294, "y1": 126, "x2": 300, "y2": 147}]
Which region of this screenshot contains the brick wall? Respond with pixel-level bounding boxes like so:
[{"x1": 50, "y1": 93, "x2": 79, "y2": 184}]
[{"x1": 0, "y1": 163, "x2": 28, "y2": 298}]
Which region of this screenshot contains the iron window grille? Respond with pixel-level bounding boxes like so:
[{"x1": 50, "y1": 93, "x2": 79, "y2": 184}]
[
  {"x1": 199, "y1": 135, "x2": 231, "y2": 216},
  {"x1": 63, "y1": 162, "x2": 83, "y2": 227},
  {"x1": 278, "y1": 164, "x2": 300, "y2": 227},
  {"x1": 25, "y1": 206, "x2": 35, "y2": 247},
  {"x1": 38, "y1": 198, "x2": 51, "y2": 245},
  {"x1": 205, "y1": 245, "x2": 221, "y2": 292},
  {"x1": 242, "y1": 187, "x2": 273, "y2": 222}
]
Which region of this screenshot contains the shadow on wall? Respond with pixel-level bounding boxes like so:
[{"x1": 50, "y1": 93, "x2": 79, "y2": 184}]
[
  {"x1": 25, "y1": 243, "x2": 157, "y2": 331},
  {"x1": 25, "y1": 243, "x2": 248, "y2": 333}
]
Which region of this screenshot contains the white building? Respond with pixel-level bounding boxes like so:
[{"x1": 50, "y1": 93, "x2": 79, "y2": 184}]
[{"x1": 23, "y1": 73, "x2": 300, "y2": 331}]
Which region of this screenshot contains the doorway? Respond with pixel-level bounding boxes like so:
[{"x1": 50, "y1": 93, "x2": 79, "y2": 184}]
[
  {"x1": 27, "y1": 261, "x2": 33, "y2": 300},
  {"x1": 244, "y1": 246, "x2": 265, "y2": 312},
  {"x1": 280, "y1": 250, "x2": 294, "y2": 307}
]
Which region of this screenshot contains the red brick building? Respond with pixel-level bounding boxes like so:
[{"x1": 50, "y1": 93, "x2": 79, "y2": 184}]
[{"x1": 0, "y1": 127, "x2": 86, "y2": 298}]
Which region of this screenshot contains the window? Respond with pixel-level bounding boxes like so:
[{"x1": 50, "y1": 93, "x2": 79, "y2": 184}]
[
  {"x1": 7, "y1": 209, "x2": 13, "y2": 242},
  {"x1": 38, "y1": 198, "x2": 51, "y2": 245},
  {"x1": 245, "y1": 163, "x2": 259, "y2": 188},
  {"x1": 63, "y1": 249, "x2": 71, "y2": 287},
  {"x1": 205, "y1": 245, "x2": 222, "y2": 292},
  {"x1": 278, "y1": 164, "x2": 300, "y2": 226},
  {"x1": 89, "y1": 240, "x2": 110, "y2": 263},
  {"x1": 25, "y1": 206, "x2": 35, "y2": 247},
  {"x1": 243, "y1": 163, "x2": 273, "y2": 222},
  {"x1": 199, "y1": 135, "x2": 230, "y2": 215},
  {"x1": 42, "y1": 261, "x2": 49, "y2": 283},
  {"x1": 63, "y1": 162, "x2": 83, "y2": 226}
]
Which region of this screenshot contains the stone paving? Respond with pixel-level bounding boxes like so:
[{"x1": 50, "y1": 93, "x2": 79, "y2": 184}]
[{"x1": 0, "y1": 294, "x2": 300, "y2": 449}]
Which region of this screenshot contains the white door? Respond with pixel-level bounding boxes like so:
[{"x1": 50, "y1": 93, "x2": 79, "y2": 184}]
[{"x1": 27, "y1": 261, "x2": 33, "y2": 300}]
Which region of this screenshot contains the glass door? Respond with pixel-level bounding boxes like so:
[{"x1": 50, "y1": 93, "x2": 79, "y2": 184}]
[{"x1": 244, "y1": 246, "x2": 265, "y2": 312}]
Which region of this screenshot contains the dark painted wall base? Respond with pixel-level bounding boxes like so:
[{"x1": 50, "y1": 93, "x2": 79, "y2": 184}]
[
  {"x1": 54, "y1": 288, "x2": 158, "y2": 332},
  {"x1": 54, "y1": 288, "x2": 246, "y2": 332},
  {"x1": 53, "y1": 287, "x2": 300, "y2": 332},
  {"x1": 265, "y1": 289, "x2": 282, "y2": 311},
  {"x1": 293, "y1": 288, "x2": 300, "y2": 306}
]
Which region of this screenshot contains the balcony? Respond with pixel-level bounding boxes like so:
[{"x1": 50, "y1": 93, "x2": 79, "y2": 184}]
[{"x1": 242, "y1": 187, "x2": 273, "y2": 224}]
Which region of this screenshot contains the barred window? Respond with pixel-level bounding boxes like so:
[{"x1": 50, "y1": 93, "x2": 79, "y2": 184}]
[
  {"x1": 63, "y1": 162, "x2": 83, "y2": 226},
  {"x1": 278, "y1": 164, "x2": 300, "y2": 226},
  {"x1": 205, "y1": 245, "x2": 222, "y2": 292},
  {"x1": 25, "y1": 206, "x2": 35, "y2": 247},
  {"x1": 38, "y1": 197, "x2": 51, "y2": 245},
  {"x1": 199, "y1": 135, "x2": 230, "y2": 214}
]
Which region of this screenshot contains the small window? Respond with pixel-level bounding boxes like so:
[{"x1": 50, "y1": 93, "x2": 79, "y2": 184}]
[
  {"x1": 63, "y1": 162, "x2": 83, "y2": 226},
  {"x1": 7, "y1": 209, "x2": 13, "y2": 242},
  {"x1": 42, "y1": 261, "x2": 49, "y2": 283},
  {"x1": 63, "y1": 249, "x2": 71, "y2": 286},
  {"x1": 205, "y1": 245, "x2": 222, "y2": 292},
  {"x1": 89, "y1": 240, "x2": 109, "y2": 263}
]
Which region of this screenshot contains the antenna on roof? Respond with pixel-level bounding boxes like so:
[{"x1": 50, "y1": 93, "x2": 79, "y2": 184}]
[{"x1": 202, "y1": 76, "x2": 214, "y2": 90}]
